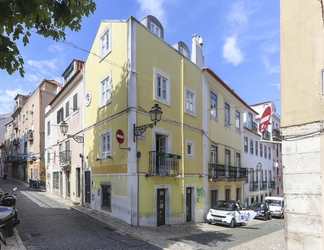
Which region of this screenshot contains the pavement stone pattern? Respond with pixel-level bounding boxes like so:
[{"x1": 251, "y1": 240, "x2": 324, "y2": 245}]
[
  {"x1": 40, "y1": 192, "x2": 286, "y2": 250},
  {"x1": 4, "y1": 190, "x2": 286, "y2": 250}
]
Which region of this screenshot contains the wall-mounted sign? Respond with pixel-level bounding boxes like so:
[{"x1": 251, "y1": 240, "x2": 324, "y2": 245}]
[
  {"x1": 259, "y1": 106, "x2": 271, "y2": 133},
  {"x1": 85, "y1": 91, "x2": 92, "y2": 107},
  {"x1": 116, "y1": 129, "x2": 125, "y2": 144}
]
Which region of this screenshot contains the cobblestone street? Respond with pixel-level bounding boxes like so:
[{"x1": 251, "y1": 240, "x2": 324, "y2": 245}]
[{"x1": 3, "y1": 183, "x2": 285, "y2": 250}]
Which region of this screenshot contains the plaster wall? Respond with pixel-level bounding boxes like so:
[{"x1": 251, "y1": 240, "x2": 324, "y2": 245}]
[{"x1": 282, "y1": 122, "x2": 323, "y2": 249}]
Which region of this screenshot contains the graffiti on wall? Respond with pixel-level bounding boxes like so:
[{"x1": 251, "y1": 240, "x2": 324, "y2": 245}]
[{"x1": 196, "y1": 187, "x2": 205, "y2": 202}]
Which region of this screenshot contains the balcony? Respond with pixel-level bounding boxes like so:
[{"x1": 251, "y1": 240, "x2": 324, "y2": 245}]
[
  {"x1": 263, "y1": 131, "x2": 270, "y2": 140},
  {"x1": 208, "y1": 164, "x2": 247, "y2": 180},
  {"x1": 260, "y1": 181, "x2": 268, "y2": 190},
  {"x1": 149, "y1": 151, "x2": 181, "y2": 176},
  {"x1": 250, "y1": 181, "x2": 259, "y2": 191},
  {"x1": 272, "y1": 128, "x2": 282, "y2": 140},
  {"x1": 13, "y1": 122, "x2": 18, "y2": 130},
  {"x1": 13, "y1": 138, "x2": 19, "y2": 146},
  {"x1": 245, "y1": 121, "x2": 258, "y2": 133},
  {"x1": 59, "y1": 150, "x2": 71, "y2": 167},
  {"x1": 268, "y1": 181, "x2": 275, "y2": 189},
  {"x1": 26, "y1": 130, "x2": 33, "y2": 141},
  {"x1": 14, "y1": 103, "x2": 23, "y2": 112}
]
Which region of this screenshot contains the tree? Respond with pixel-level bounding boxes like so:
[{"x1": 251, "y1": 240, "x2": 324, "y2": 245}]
[{"x1": 0, "y1": 0, "x2": 96, "y2": 77}]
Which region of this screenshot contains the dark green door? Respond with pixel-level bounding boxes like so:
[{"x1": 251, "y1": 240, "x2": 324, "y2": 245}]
[
  {"x1": 186, "y1": 187, "x2": 192, "y2": 222},
  {"x1": 66, "y1": 171, "x2": 70, "y2": 197},
  {"x1": 85, "y1": 171, "x2": 91, "y2": 203},
  {"x1": 157, "y1": 189, "x2": 165, "y2": 226}
]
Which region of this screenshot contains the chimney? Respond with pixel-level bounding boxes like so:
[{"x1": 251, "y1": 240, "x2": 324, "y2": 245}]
[{"x1": 191, "y1": 34, "x2": 204, "y2": 69}]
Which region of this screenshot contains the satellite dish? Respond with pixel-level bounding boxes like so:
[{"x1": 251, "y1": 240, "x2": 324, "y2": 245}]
[{"x1": 273, "y1": 161, "x2": 279, "y2": 168}]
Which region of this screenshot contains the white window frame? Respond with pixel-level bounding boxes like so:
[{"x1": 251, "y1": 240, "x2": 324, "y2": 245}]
[
  {"x1": 150, "y1": 21, "x2": 160, "y2": 37},
  {"x1": 235, "y1": 110, "x2": 240, "y2": 131},
  {"x1": 99, "y1": 71, "x2": 112, "y2": 108},
  {"x1": 100, "y1": 128, "x2": 112, "y2": 158},
  {"x1": 154, "y1": 68, "x2": 170, "y2": 106},
  {"x1": 184, "y1": 86, "x2": 196, "y2": 116},
  {"x1": 180, "y1": 46, "x2": 188, "y2": 57},
  {"x1": 47, "y1": 121, "x2": 51, "y2": 136},
  {"x1": 99, "y1": 24, "x2": 111, "y2": 59},
  {"x1": 224, "y1": 102, "x2": 230, "y2": 126},
  {"x1": 244, "y1": 136, "x2": 248, "y2": 153},
  {"x1": 210, "y1": 145, "x2": 218, "y2": 164},
  {"x1": 65, "y1": 101, "x2": 70, "y2": 119},
  {"x1": 210, "y1": 91, "x2": 217, "y2": 119},
  {"x1": 72, "y1": 93, "x2": 78, "y2": 113},
  {"x1": 186, "y1": 139, "x2": 194, "y2": 158}
]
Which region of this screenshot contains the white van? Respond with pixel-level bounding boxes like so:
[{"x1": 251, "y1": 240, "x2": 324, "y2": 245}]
[{"x1": 265, "y1": 196, "x2": 284, "y2": 219}]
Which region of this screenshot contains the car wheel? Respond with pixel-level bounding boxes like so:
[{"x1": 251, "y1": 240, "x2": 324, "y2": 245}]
[
  {"x1": 263, "y1": 215, "x2": 268, "y2": 221},
  {"x1": 229, "y1": 219, "x2": 235, "y2": 228},
  {"x1": 208, "y1": 221, "x2": 212, "y2": 225},
  {"x1": 280, "y1": 213, "x2": 284, "y2": 219},
  {"x1": 268, "y1": 213, "x2": 272, "y2": 220}
]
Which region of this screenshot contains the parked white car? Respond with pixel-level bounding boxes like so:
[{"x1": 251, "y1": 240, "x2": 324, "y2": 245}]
[
  {"x1": 265, "y1": 196, "x2": 284, "y2": 219},
  {"x1": 206, "y1": 200, "x2": 257, "y2": 228}
]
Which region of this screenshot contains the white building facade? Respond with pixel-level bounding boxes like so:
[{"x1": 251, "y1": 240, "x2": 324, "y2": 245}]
[{"x1": 242, "y1": 101, "x2": 282, "y2": 207}]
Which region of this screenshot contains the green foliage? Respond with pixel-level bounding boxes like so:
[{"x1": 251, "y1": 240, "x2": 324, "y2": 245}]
[{"x1": 0, "y1": 0, "x2": 96, "y2": 77}]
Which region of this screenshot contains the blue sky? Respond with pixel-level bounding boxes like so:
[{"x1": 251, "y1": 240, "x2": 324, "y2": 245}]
[{"x1": 0, "y1": 0, "x2": 280, "y2": 116}]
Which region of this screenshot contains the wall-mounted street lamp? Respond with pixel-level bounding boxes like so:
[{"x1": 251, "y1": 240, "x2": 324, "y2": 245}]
[
  {"x1": 134, "y1": 104, "x2": 163, "y2": 142},
  {"x1": 256, "y1": 162, "x2": 262, "y2": 171},
  {"x1": 60, "y1": 121, "x2": 84, "y2": 143},
  {"x1": 246, "y1": 162, "x2": 263, "y2": 174}
]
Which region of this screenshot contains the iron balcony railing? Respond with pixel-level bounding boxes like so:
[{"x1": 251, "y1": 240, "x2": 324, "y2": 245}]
[
  {"x1": 250, "y1": 181, "x2": 259, "y2": 191},
  {"x1": 149, "y1": 151, "x2": 181, "y2": 176},
  {"x1": 59, "y1": 150, "x2": 71, "y2": 166},
  {"x1": 268, "y1": 181, "x2": 275, "y2": 189},
  {"x1": 245, "y1": 121, "x2": 258, "y2": 133},
  {"x1": 263, "y1": 131, "x2": 270, "y2": 139},
  {"x1": 260, "y1": 181, "x2": 268, "y2": 190},
  {"x1": 208, "y1": 164, "x2": 247, "y2": 180},
  {"x1": 272, "y1": 128, "x2": 282, "y2": 140}
]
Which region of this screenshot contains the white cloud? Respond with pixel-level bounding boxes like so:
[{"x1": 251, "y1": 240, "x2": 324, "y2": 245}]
[
  {"x1": 227, "y1": 1, "x2": 249, "y2": 32},
  {"x1": 136, "y1": 0, "x2": 167, "y2": 25},
  {"x1": 25, "y1": 58, "x2": 60, "y2": 77},
  {"x1": 0, "y1": 87, "x2": 30, "y2": 114},
  {"x1": 261, "y1": 42, "x2": 279, "y2": 54},
  {"x1": 271, "y1": 82, "x2": 280, "y2": 90},
  {"x1": 262, "y1": 56, "x2": 279, "y2": 74},
  {"x1": 49, "y1": 44, "x2": 64, "y2": 52},
  {"x1": 222, "y1": 36, "x2": 243, "y2": 66}
]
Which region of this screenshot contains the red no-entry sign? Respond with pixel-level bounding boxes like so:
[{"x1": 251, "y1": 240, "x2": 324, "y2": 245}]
[
  {"x1": 259, "y1": 106, "x2": 271, "y2": 133},
  {"x1": 116, "y1": 129, "x2": 125, "y2": 144}
]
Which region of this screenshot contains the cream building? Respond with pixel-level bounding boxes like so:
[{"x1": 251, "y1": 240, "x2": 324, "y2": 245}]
[
  {"x1": 44, "y1": 59, "x2": 84, "y2": 204},
  {"x1": 281, "y1": 1, "x2": 324, "y2": 248},
  {"x1": 202, "y1": 68, "x2": 249, "y2": 210},
  {"x1": 6, "y1": 81, "x2": 60, "y2": 183}
]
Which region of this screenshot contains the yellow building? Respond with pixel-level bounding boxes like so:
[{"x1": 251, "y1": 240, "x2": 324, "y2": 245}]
[
  {"x1": 84, "y1": 16, "x2": 206, "y2": 226},
  {"x1": 202, "y1": 68, "x2": 247, "y2": 209}
]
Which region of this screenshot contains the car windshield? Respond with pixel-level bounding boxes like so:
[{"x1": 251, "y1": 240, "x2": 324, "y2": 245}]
[
  {"x1": 211, "y1": 201, "x2": 236, "y2": 211},
  {"x1": 265, "y1": 200, "x2": 281, "y2": 206}
]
